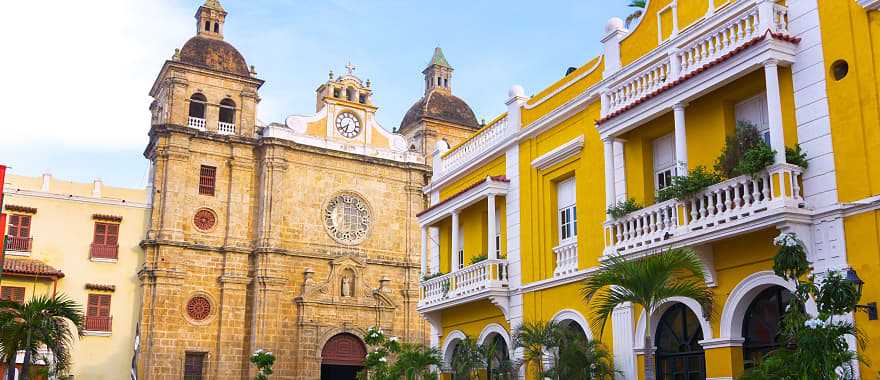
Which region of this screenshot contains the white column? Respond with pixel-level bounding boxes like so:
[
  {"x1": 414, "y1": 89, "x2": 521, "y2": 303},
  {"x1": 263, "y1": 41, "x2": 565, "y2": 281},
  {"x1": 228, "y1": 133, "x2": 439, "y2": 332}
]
[
  {"x1": 673, "y1": 103, "x2": 688, "y2": 175},
  {"x1": 487, "y1": 194, "x2": 497, "y2": 260},
  {"x1": 451, "y1": 211, "x2": 460, "y2": 271},
  {"x1": 420, "y1": 227, "x2": 428, "y2": 275},
  {"x1": 612, "y1": 303, "x2": 637, "y2": 380},
  {"x1": 764, "y1": 60, "x2": 787, "y2": 164},
  {"x1": 603, "y1": 138, "x2": 617, "y2": 213}
]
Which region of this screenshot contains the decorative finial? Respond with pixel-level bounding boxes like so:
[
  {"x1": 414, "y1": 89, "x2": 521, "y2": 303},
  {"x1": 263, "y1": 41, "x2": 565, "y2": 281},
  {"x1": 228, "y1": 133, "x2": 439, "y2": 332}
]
[
  {"x1": 345, "y1": 61, "x2": 356, "y2": 75},
  {"x1": 329, "y1": 69, "x2": 334, "y2": 80},
  {"x1": 172, "y1": 48, "x2": 181, "y2": 61},
  {"x1": 249, "y1": 65, "x2": 257, "y2": 76},
  {"x1": 365, "y1": 78, "x2": 371, "y2": 87}
]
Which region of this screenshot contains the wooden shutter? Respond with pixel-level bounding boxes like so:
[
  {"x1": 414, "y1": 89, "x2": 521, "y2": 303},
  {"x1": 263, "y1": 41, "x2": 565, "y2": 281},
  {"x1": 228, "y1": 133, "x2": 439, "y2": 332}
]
[
  {"x1": 93, "y1": 222, "x2": 119, "y2": 245},
  {"x1": 199, "y1": 166, "x2": 216, "y2": 196},
  {"x1": 87, "y1": 294, "x2": 111, "y2": 317},
  {"x1": 0, "y1": 287, "x2": 25, "y2": 303},
  {"x1": 7, "y1": 215, "x2": 30, "y2": 238}
]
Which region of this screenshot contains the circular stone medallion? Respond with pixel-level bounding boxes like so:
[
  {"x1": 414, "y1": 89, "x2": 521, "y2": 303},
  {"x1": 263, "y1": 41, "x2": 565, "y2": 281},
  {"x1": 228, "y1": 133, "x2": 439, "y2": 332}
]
[
  {"x1": 193, "y1": 209, "x2": 217, "y2": 231},
  {"x1": 323, "y1": 192, "x2": 372, "y2": 245},
  {"x1": 186, "y1": 295, "x2": 212, "y2": 321}
]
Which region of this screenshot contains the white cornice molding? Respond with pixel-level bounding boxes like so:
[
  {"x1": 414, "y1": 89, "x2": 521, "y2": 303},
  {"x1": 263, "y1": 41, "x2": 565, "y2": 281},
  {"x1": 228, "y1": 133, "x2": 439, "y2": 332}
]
[
  {"x1": 860, "y1": 0, "x2": 880, "y2": 10},
  {"x1": 531, "y1": 135, "x2": 585, "y2": 170},
  {"x1": 699, "y1": 337, "x2": 744, "y2": 349},
  {"x1": 524, "y1": 57, "x2": 604, "y2": 110},
  {"x1": 4, "y1": 189, "x2": 150, "y2": 209},
  {"x1": 419, "y1": 179, "x2": 509, "y2": 226}
]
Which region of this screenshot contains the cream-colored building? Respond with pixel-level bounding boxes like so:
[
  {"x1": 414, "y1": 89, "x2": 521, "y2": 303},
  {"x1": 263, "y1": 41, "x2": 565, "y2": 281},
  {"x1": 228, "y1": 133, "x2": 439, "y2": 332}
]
[{"x1": 2, "y1": 173, "x2": 149, "y2": 379}]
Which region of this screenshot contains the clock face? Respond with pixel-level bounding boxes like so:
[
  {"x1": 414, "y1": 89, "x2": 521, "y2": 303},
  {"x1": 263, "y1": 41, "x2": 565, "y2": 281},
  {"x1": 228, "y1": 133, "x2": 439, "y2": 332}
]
[{"x1": 335, "y1": 112, "x2": 361, "y2": 138}]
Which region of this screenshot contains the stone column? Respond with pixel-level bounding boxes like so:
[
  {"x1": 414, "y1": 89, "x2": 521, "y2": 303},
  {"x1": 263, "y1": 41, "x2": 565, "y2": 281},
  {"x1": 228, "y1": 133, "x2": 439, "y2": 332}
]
[
  {"x1": 673, "y1": 103, "x2": 688, "y2": 175},
  {"x1": 451, "y1": 211, "x2": 460, "y2": 271},
  {"x1": 487, "y1": 194, "x2": 497, "y2": 260},
  {"x1": 225, "y1": 148, "x2": 255, "y2": 249},
  {"x1": 214, "y1": 274, "x2": 250, "y2": 379},
  {"x1": 764, "y1": 59, "x2": 787, "y2": 164},
  {"x1": 255, "y1": 149, "x2": 288, "y2": 249}
]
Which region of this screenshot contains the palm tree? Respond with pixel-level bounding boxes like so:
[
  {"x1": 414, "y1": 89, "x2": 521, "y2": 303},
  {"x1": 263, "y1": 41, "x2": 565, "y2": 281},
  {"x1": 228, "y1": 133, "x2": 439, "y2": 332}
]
[
  {"x1": 449, "y1": 336, "x2": 485, "y2": 380},
  {"x1": 512, "y1": 321, "x2": 559, "y2": 379},
  {"x1": 0, "y1": 294, "x2": 84, "y2": 380},
  {"x1": 553, "y1": 330, "x2": 616, "y2": 380},
  {"x1": 625, "y1": 0, "x2": 646, "y2": 29},
  {"x1": 581, "y1": 248, "x2": 713, "y2": 380},
  {"x1": 392, "y1": 343, "x2": 441, "y2": 380}
]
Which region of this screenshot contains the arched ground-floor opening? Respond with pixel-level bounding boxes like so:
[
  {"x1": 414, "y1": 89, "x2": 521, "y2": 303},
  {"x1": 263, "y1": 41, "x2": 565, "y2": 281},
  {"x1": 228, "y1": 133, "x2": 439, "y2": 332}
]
[
  {"x1": 320, "y1": 333, "x2": 366, "y2": 380},
  {"x1": 655, "y1": 302, "x2": 706, "y2": 380}
]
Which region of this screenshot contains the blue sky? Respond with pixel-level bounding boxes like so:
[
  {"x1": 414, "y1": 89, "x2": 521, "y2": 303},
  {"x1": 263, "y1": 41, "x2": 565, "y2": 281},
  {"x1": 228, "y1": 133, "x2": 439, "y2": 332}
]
[{"x1": 0, "y1": 0, "x2": 631, "y2": 188}]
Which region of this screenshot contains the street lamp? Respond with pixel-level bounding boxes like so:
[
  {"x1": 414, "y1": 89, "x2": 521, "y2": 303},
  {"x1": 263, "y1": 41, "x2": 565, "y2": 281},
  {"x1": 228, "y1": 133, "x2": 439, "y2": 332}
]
[{"x1": 844, "y1": 268, "x2": 877, "y2": 320}]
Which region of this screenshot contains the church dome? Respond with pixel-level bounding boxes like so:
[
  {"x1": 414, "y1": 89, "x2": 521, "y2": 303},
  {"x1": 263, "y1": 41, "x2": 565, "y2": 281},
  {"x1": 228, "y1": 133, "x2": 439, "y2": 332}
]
[
  {"x1": 179, "y1": 36, "x2": 250, "y2": 77},
  {"x1": 400, "y1": 90, "x2": 479, "y2": 130}
]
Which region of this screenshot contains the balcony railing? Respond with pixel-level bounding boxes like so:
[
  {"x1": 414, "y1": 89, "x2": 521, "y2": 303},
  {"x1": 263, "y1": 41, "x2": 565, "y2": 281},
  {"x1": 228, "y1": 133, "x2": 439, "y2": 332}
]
[
  {"x1": 84, "y1": 316, "x2": 112, "y2": 332},
  {"x1": 603, "y1": 1, "x2": 790, "y2": 117},
  {"x1": 89, "y1": 244, "x2": 119, "y2": 260},
  {"x1": 553, "y1": 239, "x2": 578, "y2": 277},
  {"x1": 218, "y1": 121, "x2": 235, "y2": 135},
  {"x1": 4, "y1": 236, "x2": 32, "y2": 252},
  {"x1": 436, "y1": 114, "x2": 515, "y2": 178},
  {"x1": 604, "y1": 163, "x2": 804, "y2": 256},
  {"x1": 188, "y1": 117, "x2": 206, "y2": 131},
  {"x1": 418, "y1": 259, "x2": 509, "y2": 309}
]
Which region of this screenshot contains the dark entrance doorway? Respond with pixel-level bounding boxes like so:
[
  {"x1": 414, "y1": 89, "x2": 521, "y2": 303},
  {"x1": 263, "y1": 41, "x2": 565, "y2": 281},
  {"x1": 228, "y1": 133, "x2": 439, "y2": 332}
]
[
  {"x1": 320, "y1": 333, "x2": 366, "y2": 380},
  {"x1": 655, "y1": 303, "x2": 707, "y2": 380}
]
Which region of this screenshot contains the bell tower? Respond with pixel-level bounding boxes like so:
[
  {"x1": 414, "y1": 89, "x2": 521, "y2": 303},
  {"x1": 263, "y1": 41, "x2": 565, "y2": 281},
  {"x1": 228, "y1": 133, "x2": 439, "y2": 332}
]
[
  {"x1": 423, "y1": 47, "x2": 453, "y2": 95},
  {"x1": 196, "y1": 0, "x2": 226, "y2": 39}
]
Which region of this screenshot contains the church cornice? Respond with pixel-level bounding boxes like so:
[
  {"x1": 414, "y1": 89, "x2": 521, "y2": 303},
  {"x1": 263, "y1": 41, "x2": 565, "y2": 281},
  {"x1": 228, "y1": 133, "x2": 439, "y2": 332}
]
[
  {"x1": 150, "y1": 60, "x2": 264, "y2": 97},
  {"x1": 144, "y1": 123, "x2": 259, "y2": 158},
  {"x1": 258, "y1": 137, "x2": 430, "y2": 172}
]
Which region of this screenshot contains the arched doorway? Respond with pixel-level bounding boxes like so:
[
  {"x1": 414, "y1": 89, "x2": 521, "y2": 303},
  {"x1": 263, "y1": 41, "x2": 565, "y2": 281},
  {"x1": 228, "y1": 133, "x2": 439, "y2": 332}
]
[
  {"x1": 655, "y1": 303, "x2": 706, "y2": 380},
  {"x1": 320, "y1": 333, "x2": 366, "y2": 380},
  {"x1": 484, "y1": 334, "x2": 511, "y2": 380},
  {"x1": 742, "y1": 285, "x2": 792, "y2": 368}
]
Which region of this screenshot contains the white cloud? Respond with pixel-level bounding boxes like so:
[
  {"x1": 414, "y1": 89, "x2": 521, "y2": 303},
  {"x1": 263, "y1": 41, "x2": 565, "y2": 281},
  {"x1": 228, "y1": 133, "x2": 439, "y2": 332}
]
[{"x1": 0, "y1": 0, "x2": 190, "y2": 149}]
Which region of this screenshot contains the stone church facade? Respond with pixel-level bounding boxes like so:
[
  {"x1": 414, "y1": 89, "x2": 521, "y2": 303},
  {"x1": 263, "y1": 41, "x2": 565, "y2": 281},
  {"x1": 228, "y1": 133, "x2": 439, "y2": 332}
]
[{"x1": 138, "y1": 1, "x2": 480, "y2": 379}]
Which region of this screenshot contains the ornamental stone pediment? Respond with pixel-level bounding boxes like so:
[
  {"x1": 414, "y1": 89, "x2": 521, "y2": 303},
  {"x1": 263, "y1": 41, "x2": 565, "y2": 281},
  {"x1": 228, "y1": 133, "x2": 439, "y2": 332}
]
[{"x1": 295, "y1": 254, "x2": 396, "y2": 310}]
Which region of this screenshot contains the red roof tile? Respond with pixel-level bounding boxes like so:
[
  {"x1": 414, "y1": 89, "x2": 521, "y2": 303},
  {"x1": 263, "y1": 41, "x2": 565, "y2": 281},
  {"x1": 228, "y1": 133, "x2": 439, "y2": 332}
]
[{"x1": 3, "y1": 258, "x2": 64, "y2": 279}]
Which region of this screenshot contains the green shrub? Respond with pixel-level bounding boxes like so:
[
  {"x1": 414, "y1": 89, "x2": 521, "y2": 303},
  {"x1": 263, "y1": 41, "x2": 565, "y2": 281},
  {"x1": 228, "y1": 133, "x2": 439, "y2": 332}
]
[
  {"x1": 606, "y1": 198, "x2": 642, "y2": 219},
  {"x1": 715, "y1": 121, "x2": 765, "y2": 178},
  {"x1": 786, "y1": 144, "x2": 809, "y2": 169},
  {"x1": 469, "y1": 254, "x2": 488, "y2": 265},
  {"x1": 735, "y1": 143, "x2": 775, "y2": 178},
  {"x1": 421, "y1": 272, "x2": 446, "y2": 282},
  {"x1": 655, "y1": 166, "x2": 722, "y2": 202}
]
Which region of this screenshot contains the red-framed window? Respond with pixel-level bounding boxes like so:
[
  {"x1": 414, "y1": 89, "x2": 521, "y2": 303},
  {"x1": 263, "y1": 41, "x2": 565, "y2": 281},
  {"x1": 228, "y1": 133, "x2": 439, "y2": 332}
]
[
  {"x1": 0, "y1": 286, "x2": 25, "y2": 303},
  {"x1": 199, "y1": 165, "x2": 216, "y2": 196},
  {"x1": 90, "y1": 222, "x2": 119, "y2": 259},
  {"x1": 184, "y1": 352, "x2": 206, "y2": 380},
  {"x1": 85, "y1": 294, "x2": 112, "y2": 332},
  {"x1": 7, "y1": 214, "x2": 31, "y2": 238}
]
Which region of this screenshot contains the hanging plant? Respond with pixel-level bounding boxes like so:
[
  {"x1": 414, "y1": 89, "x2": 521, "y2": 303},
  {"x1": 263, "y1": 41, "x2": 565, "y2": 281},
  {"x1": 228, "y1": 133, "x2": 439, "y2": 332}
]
[
  {"x1": 715, "y1": 121, "x2": 765, "y2": 178},
  {"x1": 786, "y1": 144, "x2": 809, "y2": 169},
  {"x1": 655, "y1": 166, "x2": 722, "y2": 202},
  {"x1": 735, "y1": 143, "x2": 776, "y2": 179},
  {"x1": 772, "y1": 232, "x2": 810, "y2": 281}
]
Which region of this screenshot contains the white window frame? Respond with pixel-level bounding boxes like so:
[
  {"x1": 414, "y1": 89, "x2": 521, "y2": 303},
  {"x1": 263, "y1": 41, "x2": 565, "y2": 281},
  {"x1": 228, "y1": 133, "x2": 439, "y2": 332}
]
[
  {"x1": 457, "y1": 226, "x2": 464, "y2": 269},
  {"x1": 494, "y1": 210, "x2": 502, "y2": 258},
  {"x1": 557, "y1": 177, "x2": 577, "y2": 243},
  {"x1": 653, "y1": 134, "x2": 676, "y2": 191},
  {"x1": 735, "y1": 92, "x2": 770, "y2": 144}
]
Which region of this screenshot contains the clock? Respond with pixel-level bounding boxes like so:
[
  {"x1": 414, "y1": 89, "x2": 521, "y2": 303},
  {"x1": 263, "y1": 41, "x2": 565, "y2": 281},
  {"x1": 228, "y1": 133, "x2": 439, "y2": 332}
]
[{"x1": 335, "y1": 112, "x2": 361, "y2": 138}]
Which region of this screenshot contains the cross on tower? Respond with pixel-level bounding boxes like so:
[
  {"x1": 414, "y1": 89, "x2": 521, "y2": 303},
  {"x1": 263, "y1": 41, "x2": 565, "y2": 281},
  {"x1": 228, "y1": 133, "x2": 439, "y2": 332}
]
[{"x1": 345, "y1": 61, "x2": 356, "y2": 75}]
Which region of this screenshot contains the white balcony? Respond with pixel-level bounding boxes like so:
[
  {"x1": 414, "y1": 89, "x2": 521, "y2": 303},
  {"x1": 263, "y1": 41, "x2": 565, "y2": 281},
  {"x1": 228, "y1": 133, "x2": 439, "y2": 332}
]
[
  {"x1": 188, "y1": 117, "x2": 206, "y2": 131},
  {"x1": 434, "y1": 114, "x2": 516, "y2": 180},
  {"x1": 418, "y1": 259, "x2": 509, "y2": 312},
  {"x1": 604, "y1": 163, "x2": 807, "y2": 256},
  {"x1": 598, "y1": 0, "x2": 796, "y2": 136},
  {"x1": 218, "y1": 121, "x2": 235, "y2": 135},
  {"x1": 553, "y1": 239, "x2": 578, "y2": 277}
]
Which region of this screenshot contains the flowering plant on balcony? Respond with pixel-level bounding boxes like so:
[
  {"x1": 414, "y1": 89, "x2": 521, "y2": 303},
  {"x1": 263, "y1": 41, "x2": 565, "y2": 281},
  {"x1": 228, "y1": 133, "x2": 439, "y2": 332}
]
[
  {"x1": 785, "y1": 144, "x2": 809, "y2": 169},
  {"x1": 606, "y1": 198, "x2": 642, "y2": 219},
  {"x1": 250, "y1": 349, "x2": 275, "y2": 380},
  {"x1": 421, "y1": 272, "x2": 446, "y2": 282}
]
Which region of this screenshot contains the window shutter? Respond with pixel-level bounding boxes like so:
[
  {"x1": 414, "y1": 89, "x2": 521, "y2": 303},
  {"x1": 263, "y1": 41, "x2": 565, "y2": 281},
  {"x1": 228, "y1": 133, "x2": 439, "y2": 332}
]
[
  {"x1": 1, "y1": 287, "x2": 25, "y2": 303},
  {"x1": 557, "y1": 177, "x2": 576, "y2": 210},
  {"x1": 87, "y1": 294, "x2": 111, "y2": 317},
  {"x1": 87, "y1": 294, "x2": 99, "y2": 317},
  {"x1": 107, "y1": 224, "x2": 119, "y2": 245},
  {"x1": 653, "y1": 134, "x2": 676, "y2": 172},
  {"x1": 6, "y1": 215, "x2": 17, "y2": 236},
  {"x1": 94, "y1": 223, "x2": 106, "y2": 245},
  {"x1": 199, "y1": 166, "x2": 216, "y2": 196}
]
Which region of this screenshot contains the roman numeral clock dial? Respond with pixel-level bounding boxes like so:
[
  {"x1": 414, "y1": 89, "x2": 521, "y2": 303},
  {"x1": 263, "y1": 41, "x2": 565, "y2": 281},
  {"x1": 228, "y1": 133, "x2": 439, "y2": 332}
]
[{"x1": 335, "y1": 112, "x2": 361, "y2": 138}]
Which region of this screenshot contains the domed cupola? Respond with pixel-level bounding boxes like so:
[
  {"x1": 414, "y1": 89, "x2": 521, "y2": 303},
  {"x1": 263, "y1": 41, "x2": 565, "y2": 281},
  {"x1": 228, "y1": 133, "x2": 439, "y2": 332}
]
[
  {"x1": 176, "y1": 0, "x2": 251, "y2": 77},
  {"x1": 400, "y1": 47, "x2": 479, "y2": 131}
]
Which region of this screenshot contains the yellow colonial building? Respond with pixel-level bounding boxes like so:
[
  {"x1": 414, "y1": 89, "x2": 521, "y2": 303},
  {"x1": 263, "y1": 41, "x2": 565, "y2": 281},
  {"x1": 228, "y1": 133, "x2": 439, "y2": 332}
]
[
  {"x1": 1, "y1": 173, "x2": 149, "y2": 379},
  {"x1": 417, "y1": 0, "x2": 880, "y2": 379}
]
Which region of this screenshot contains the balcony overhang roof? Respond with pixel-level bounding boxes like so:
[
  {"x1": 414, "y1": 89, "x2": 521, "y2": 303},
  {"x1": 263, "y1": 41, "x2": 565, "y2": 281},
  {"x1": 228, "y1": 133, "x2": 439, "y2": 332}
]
[{"x1": 417, "y1": 176, "x2": 509, "y2": 226}]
